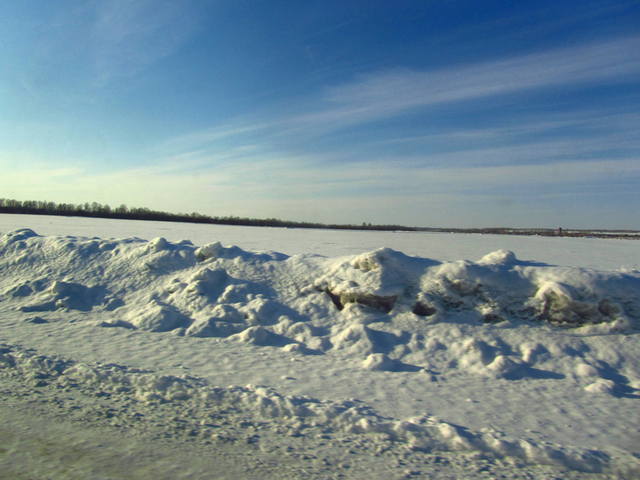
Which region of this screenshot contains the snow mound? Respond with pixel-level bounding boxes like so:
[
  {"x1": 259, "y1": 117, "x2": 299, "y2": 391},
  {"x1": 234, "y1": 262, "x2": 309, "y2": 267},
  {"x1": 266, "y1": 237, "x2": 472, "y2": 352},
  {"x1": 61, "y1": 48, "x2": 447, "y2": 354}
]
[
  {"x1": 0, "y1": 227, "x2": 40, "y2": 246},
  {"x1": 477, "y1": 248, "x2": 518, "y2": 265},
  {"x1": 361, "y1": 353, "x2": 397, "y2": 371},
  {"x1": 314, "y1": 247, "x2": 436, "y2": 313},
  {"x1": 229, "y1": 325, "x2": 290, "y2": 346},
  {"x1": 195, "y1": 241, "x2": 288, "y2": 262},
  {"x1": 1, "y1": 230, "x2": 638, "y2": 371},
  {"x1": 125, "y1": 301, "x2": 191, "y2": 332},
  {"x1": 19, "y1": 280, "x2": 122, "y2": 313}
]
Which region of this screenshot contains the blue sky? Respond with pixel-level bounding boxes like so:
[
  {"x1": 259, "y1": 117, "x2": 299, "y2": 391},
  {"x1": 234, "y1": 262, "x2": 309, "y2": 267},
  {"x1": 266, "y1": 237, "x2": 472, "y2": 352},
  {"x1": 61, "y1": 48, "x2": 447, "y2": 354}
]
[{"x1": 1, "y1": 0, "x2": 639, "y2": 228}]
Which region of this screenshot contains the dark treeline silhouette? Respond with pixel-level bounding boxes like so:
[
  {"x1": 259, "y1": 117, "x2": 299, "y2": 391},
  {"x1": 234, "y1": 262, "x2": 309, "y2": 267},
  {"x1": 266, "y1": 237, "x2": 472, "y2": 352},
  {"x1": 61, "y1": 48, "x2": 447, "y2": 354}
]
[
  {"x1": 1, "y1": 198, "x2": 637, "y2": 239},
  {"x1": 0, "y1": 198, "x2": 416, "y2": 232}
]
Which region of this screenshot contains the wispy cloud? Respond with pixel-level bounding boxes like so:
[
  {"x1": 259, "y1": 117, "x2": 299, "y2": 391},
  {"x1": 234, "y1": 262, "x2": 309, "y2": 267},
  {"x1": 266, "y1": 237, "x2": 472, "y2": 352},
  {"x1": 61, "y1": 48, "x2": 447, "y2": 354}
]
[
  {"x1": 366, "y1": 131, "x2": 640, "y2": 168},
  {"x1": 91, "y1": 0, "x2": 200, "y2": 86},
  {"x1": 370, "y1": 112, "x2": 640, "y2": 147},
  {"x1": 160, "y1": 35, "x2": 640, "y2": 157},
  {"x1": 156, "y1": 106, "x2": 640, "y2": 181},
  {"x1": 293, "y1": 35, "x2": 640, "y2": 129},
  {"x1": 157, "y1": 122, "x2": 280, "y2": 156}
]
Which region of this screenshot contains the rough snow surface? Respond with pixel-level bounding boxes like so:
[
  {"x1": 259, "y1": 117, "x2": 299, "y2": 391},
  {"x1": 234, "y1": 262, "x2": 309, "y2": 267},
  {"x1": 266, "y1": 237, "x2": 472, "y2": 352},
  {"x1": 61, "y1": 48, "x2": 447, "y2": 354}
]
[{"x1": 1, "y1": 225, "x2": 639, "y2": 478}]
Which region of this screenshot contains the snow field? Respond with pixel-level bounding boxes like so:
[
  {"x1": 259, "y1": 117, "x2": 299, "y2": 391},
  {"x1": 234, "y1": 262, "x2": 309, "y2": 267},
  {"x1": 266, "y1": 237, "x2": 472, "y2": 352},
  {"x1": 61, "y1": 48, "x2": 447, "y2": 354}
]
[{"x1": 1, "y1": 226, "x2": 639, "y2": 477}]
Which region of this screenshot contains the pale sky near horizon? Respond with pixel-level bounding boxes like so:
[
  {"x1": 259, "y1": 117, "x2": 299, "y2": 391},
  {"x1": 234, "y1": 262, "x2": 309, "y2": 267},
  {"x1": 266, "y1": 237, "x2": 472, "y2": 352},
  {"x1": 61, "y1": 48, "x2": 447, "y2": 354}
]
[{"x1": 1, "y1": 1, "x2": 639, "y2": 229}]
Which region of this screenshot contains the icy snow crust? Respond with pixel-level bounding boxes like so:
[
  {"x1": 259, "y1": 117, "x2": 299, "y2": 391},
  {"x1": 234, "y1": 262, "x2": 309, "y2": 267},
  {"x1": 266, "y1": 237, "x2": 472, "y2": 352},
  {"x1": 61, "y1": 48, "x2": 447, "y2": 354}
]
[{"x1": 1, "y1": 228, "x2": 640, "y2": 476}]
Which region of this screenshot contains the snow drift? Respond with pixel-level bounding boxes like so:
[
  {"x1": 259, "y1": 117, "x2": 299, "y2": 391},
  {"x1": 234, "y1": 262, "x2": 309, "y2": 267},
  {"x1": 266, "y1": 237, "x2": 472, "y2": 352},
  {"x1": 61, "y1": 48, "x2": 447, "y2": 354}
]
[{"x1": 2, "y1": 342, "x2": 637, "y2": 475}]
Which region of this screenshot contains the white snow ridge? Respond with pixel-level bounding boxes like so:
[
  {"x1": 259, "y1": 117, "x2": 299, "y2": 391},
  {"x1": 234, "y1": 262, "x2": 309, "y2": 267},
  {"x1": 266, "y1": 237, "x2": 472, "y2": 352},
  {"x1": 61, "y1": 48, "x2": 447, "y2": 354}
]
[{"x1": 1, "y1": 228, "x2": 639, "y2": 479}]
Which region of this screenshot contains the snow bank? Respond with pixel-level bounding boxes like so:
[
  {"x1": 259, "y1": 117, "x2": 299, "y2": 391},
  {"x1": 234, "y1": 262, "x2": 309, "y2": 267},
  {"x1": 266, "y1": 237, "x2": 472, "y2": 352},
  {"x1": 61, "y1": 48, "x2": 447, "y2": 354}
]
[
  {"x1": 1, "y1": 230, "x2": 638, "y2": 374},
  {"x1": 1, "y1": 229, "x2": 639, "y2": 473}
]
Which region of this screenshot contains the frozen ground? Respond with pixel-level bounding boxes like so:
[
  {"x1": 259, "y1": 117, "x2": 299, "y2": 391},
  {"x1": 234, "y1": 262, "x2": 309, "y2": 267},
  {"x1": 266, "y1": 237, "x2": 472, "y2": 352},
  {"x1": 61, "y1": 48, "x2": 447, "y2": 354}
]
[{"x1": 1, "y1": 214, "x2": 639, "y2": 479}]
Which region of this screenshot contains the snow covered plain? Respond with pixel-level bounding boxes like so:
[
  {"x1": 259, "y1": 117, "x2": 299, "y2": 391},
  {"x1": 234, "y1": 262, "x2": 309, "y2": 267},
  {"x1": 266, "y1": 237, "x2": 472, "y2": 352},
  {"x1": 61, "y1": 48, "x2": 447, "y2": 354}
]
[{"x1": 1, "y1": 214, "x2": 639, "y2": 479}]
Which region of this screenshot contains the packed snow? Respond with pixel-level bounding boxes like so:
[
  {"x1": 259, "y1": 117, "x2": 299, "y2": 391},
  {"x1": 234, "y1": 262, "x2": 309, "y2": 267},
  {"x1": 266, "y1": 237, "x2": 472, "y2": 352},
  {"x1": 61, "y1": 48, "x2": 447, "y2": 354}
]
[{"x1": 1, "y1": 216, "x2": 639, "y2": 479}]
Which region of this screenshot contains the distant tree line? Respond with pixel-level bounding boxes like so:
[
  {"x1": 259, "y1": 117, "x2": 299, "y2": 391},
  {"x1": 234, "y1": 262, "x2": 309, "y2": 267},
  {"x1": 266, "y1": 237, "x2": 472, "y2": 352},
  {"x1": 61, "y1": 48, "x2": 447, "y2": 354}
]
[
  {"x1": 1, "y1": 198, "x2": 637, "y2": 238},
  {"x1": 0, "y1": 198, "x2": 416, "y2": 232},
  {"x1": 413, "y1": 226, "x2": 640, "y2": 239}
]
